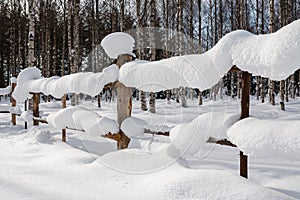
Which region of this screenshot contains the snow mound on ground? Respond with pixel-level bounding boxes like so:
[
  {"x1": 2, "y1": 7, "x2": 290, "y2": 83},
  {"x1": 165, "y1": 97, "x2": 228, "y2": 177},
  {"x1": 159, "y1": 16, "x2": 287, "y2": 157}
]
[
  {"x1": 99, "y1": 146, "x2": 182, "y2": 173},
  {"x1": 0, "y1": 86, "x2": 11, "y2": 95},
  {"x1": 121, "y1": 117, "x2": 152, "y2": 139},
  {"x1": 47, "y1": 106, "x2": 119, "y2": 136},
  {"x1": 99, "y1": 150, "x2": 292, "y2": 200},
  {"x1": 101, "y1": 32, "x2": 135, "y2": 59},
  {"x1": 28, "y1": 126, "x2": 51, "y2": 143},
  {"x1": 12, "y1": 65, "x2": 119, "y2": 102},
  {"x1": 170, "y1": 112, "x2": 240, "y2": 155},
  {"x1": 21, "y1": 111, "x2": 33, "y2": 122},
  {"x1": 119, "y1": 20, "x2": 300, "y2": 92},
  {"x1": 227, "y1": 117, "x2": 300, "y2": 160}
]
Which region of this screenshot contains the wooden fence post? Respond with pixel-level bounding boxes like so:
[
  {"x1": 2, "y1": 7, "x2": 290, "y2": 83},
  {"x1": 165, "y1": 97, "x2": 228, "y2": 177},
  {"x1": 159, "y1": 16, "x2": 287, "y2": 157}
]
[
  {"x1": 240, "y1": 71, "x2": 251, "y2": 178},
  {"x1": 62, "y1": 94, "x2": 67, "y2": 142},
  {"x1": 31, "y1": 93, "x2": 40, "y2": 126},
  {"x1": 11, "y1": 83, "x2": 17, "y2": 125},
  {"x1": 116, "y1": 54, "x2": 132, "y2": 150}
]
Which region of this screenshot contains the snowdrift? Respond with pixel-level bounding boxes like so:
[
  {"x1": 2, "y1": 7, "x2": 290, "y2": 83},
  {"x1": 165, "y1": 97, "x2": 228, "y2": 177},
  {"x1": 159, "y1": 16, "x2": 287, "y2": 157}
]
[
  {"x1": 119, "y1": 20, "x2": 300, "y2": 92},
  {"x1": 227, "y1": 117, "x2": 300, "y2": 160}
]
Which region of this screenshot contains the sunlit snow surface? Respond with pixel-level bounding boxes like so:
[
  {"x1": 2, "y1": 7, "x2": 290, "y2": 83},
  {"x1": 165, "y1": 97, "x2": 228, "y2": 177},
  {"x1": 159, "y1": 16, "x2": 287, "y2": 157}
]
[{"x1": 0, "y1": 98, "x2": 299, "y2": 199}]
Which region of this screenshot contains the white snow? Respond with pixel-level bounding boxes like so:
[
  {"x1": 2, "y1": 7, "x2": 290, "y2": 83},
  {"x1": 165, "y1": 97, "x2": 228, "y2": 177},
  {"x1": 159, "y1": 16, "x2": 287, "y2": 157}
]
[
  {"x1": 121, "y1": 117, "x2": 151, "y2": 139},
  {"x1": 101, "y1": 32, "x2": 135, "y2": 59},
  {"x1": 12, "y1": 65, "x2": 119, "y2": 102},
  {"x1": 20, "y1": 111, "x2": 34, "y2": 122},
  {"x1": 170, "y1": 112, "x2": 240, "y2": 155},
  {"x1": 227, "y1": 117, "x2": 300, "y2": 160},
  {"x1": 47, "y1": 106, "x2": 119, "y2": 136},
  {"x1": 0, "y1": 86, "x2": 11, "y2": 95},
  {"x1": 9, "y1": 106, "x2": 22, "y2": 115},
  {"x1": 28, "y1": 126, "x2": 51, "y2": 143},
  {"x1": 0, "y1": 98, "x2": 300, "y2": 199},
  {"x1": 10, "y1": 77, "x2": 17, "y2": 84},
  {"x1": 1, "y1": 20, "x2": 300, "y2": 200},
  {"x1": 119, "y1": 20, "x2": 300, "y2": 92}
]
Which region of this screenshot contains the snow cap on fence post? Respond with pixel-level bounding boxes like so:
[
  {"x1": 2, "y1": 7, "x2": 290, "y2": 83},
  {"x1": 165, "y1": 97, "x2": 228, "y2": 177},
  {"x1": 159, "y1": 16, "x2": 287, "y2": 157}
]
[{"x1": 101, "y1": 32, "x2": 135, "y2": 59}]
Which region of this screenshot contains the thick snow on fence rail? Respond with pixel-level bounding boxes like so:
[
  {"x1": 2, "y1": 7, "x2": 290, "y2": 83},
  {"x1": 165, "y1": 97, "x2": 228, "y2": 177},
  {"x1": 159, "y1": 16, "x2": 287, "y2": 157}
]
[
  {"x1": 12, "y1": 65, "x2": 119, "y2": 102},
  {"x1": 227, "y1": 117, "x2": 300, "y2": 160},
  {"x1": 0, "y1": 78, "x2": 17, "y2": 95},
  {"x1": 119, "y1": 20, "x2": 300, "y2": 92},
  {"x1": 47, "y1": 106, "x2": 119, "y2": 136},
  {"x1": 0, "y1": 86, "x2": 12, "y2": 96}
]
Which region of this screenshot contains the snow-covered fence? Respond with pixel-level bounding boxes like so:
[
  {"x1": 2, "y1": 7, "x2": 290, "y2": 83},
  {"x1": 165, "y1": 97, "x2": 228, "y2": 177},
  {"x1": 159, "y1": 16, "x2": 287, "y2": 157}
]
[
  {"x1": 0, "y1": 78, "x2": 18, "y2": 125},
  {"x1": 8, "y1": 20, "x2": 300, "y2": 179}
]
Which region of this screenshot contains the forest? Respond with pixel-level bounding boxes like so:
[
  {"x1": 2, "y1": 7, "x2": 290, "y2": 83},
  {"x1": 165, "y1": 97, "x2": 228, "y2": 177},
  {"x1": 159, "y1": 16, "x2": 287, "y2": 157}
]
[
  {"x1": 1, "y1": 0, "x2": 300, "y2": 106},
  {"x1": 0, "y1": 0, "x2": 300, "y2": 199}
]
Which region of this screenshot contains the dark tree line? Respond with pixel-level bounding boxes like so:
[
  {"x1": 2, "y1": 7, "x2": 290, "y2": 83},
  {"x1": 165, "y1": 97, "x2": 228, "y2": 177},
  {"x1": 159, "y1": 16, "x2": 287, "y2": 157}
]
[{"x1": 1, "y1": 0, "x2": 300, "y2": 108}]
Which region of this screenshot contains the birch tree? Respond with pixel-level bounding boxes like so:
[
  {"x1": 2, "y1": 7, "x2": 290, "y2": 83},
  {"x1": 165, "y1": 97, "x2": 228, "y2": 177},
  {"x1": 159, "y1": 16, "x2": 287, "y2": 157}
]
[
  {"x1": 269, "y1": 0, "x2": 275, "y2": 106},
  {"x1": 149, "y1": 0, "x2": 156, "y2": 113},
  {"x1": 178, "y1": 0, "x2": 187, "y2": 108}
]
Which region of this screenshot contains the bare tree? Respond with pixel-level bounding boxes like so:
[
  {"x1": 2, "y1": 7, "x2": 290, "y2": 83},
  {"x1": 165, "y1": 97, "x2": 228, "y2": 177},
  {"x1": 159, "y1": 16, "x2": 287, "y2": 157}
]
[
  {"x1": 269, "y1": 0, "x2": 275, "y2": 106},
  {"x1": 149, "y1": 0, "x2": 156, "y2": 113}
]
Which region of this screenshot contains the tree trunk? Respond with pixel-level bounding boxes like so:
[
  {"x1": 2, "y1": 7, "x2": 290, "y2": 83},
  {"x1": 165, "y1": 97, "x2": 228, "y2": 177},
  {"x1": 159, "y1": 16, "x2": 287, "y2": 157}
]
[
  {"x1": 256, "y1": 76, "x2": 260, "y2": 100},
  {"x1": 198, "y1": 0, "x2": 202, "y2": 104},
  {"x1": 28, "y1": 0, "x2": 35, "y2": 67},
  {"x1": 237, "y1": 72, "x2": 242, "y2": 99},
  {"x1": 71, "y1": 0, "x2": 80, "y2": 106},
  {"x1": 269, "y1": 80, "x2": 275, "y2": 105},
  {"x1": 284, "y1": 79, "x2": 289, "y2": 102},
  {"x1": 180, "y1": 87, "x2": 187, "y2": 107},
  {"x1": 61, "y1": 0, "x2": 66, "y2": 76},
  {"x1": 280, "y1": 80, "x2": 285, "y2": 110},
  {"x1": 149, "y1": 92, "x2": 156, "y2": 113},
  {"x1": 231, "y1": 72, "x2": 235, "y2": 98},
  {"x1": 261, "y1": 0, "x2": 265, "y2": 33},
  {"x1": 136, "y1": 0, "x2": 147, "y2": 111},
  {"x1": 198, "y1": 91, "x2": 203, "y2": 105},
  {"x1": 149, "y1": 0, "x2": 156, "y2": 113},
  {"x1": 290, "y1": 74, "x2": 295, "y2": 99},
  {"x1": 166, "y1": 90, "x2": 171, "y2": 104},
  {"x1": 179, "y1": 0, "x2": 187, "y2": 108},
  {"x1": 261, "y1": 77, "x2": 265, "y2": 103},
  {"x1": 189, "y1": 0, "x2": 194, "y2": 53},
  {"x1": 267, "y1": 0, "x2": 275, "y2": 106}
]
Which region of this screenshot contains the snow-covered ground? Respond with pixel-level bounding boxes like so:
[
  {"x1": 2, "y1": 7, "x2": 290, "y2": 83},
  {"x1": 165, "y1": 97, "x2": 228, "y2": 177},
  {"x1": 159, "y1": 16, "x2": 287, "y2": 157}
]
[{"x1": 0, "y1": 96, "x2": 300, "y2": 199}]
